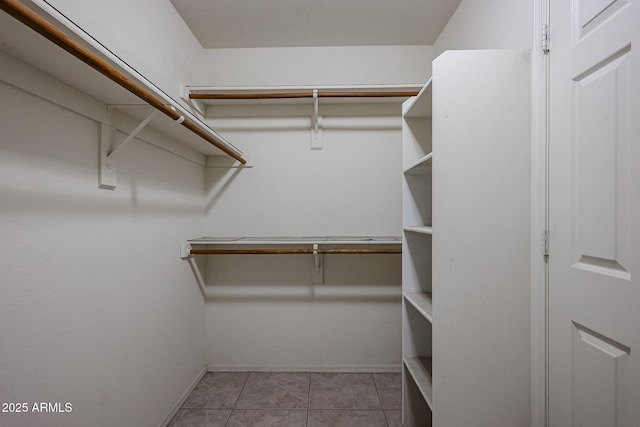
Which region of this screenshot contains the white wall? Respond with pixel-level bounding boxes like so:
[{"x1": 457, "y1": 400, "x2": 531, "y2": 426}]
[
  {"x1": 202, "y1": 112, "x2": 404, "y2": 371},
  {"x1": 0, "y1": 53, "x2": 206, "y2": 427},
  {"x1": 434, "y1": 0, "x2": 533, "y2": 56},
  {"x1": 200, "y1": 45, "x2": 433, "y2": 87}
]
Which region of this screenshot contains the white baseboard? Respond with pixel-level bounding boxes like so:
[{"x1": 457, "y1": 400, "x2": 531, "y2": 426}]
[
  {"x1": 159, "y1": 365, "x2": 207, "y2": 427},
  {"x1": 206, "y1": 364, "x2": 402, "y2": 373}
]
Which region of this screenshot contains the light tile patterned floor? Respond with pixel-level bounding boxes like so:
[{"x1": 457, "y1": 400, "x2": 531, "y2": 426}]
[{"x1": 167, "y1": 372, "x2": 402, "y2": 427}]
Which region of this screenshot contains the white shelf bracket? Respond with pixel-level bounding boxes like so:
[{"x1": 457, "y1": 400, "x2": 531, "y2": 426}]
[
  {"x1": 311, "y1": 89, "x2": 323, "y2": 149},
  {"x1": 107, "y1": 109, "x2": 159, "y2": 169},
  {"x1": 180, "y1": 242, "x2": 207, "y2": 298},
  {"x1": 180, "y1": 242, "x2": 193, "y2": 260},
  {"x1": 312, "y1": 244, "x2": 324, "y2": 284},
  {"x1": 181, "y1": 85, "x2": 206, "y2": 118},
  {"x1": 99, "y1": 109, "x2": 159, "y2": 190}
]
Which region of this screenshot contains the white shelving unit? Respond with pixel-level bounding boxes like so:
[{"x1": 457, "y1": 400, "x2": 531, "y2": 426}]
[
  {"x1": 403, "y1": 50, "x2": 531, "y2": 427},
  {"x1": 401, "y1": 78, "x2": 433, "y2": 427},
  {"x1": 430, "y1": 50, "x2": 531, "y2": 426}
]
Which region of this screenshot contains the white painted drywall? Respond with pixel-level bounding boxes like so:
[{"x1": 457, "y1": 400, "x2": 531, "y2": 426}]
[
  {"x1": 199, "y1": 45, "x2": 433, "y2": 87},
  {"x1": 433, "y1": 0, "x2": 533, "y2": 56},
  {"x1": 0, "y1": 54, "x2": 206, "y2": 427},
  {"x1": 204, "y1": 116, "x2": 402, "y2": 236},
  {"x1": 202, "y1": 113, "x2": 404, "y2": 371}
]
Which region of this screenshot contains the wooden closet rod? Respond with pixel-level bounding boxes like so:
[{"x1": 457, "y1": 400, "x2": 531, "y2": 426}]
[
  {"x1": 190, "y1": 248, "x2": 402, "y2": 255},
  {"x1": 189, "y1": 91, "x2": 420, "y2": 100},
  {"x1": 0, "y1": 0, "x2": 246, "y2": 165}
]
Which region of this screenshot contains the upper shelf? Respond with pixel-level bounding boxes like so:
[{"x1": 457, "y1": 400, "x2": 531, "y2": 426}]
[
  {"x1": 404, "y1": 292, "x2": 433, "y2": 323},
  {"x1": 0, "y1": 0, "x2": 243, "y2": 160},
  {"x1": 186, "y1": 85, "x2": 424, "y2": 106},
  {"x1": 403, "y1": 78, "x2": 432, "y2": 119},
  {"x1": 188, "y1": 236, "x2": 402, "y2": 245}
]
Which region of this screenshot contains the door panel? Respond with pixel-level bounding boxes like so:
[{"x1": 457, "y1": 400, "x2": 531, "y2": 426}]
[
  {"x1": 572, "y1": 322, "x2": 631, "y2": 427},
  {"x1": 549, "y1": 0, "x2": 639, "y2": 426},
  {"x1": 573, "y1": 47, "x2": 631, "y2": 279}
]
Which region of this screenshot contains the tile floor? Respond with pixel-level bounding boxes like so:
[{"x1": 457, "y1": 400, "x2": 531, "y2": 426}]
[{"x1": 167, "y1": 372, "x2": 402, "y2": 427}]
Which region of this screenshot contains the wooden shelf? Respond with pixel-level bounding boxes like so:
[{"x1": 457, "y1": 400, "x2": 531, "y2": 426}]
[
  {"x1": 403, "y1": 226, "x2": 433, "y2": 235},
  {"x1": 403, "y1": 153, "x2": 433, "y2": 175},
  {"x1": 403, "y1": 78, "x2": 432, "y2": 119},
  {"x1": 403, "y1": 356, "x2": 433, "y2": 409},
  {"x1": 404, "y1": 292, "x2": 433, "y2": 323}
]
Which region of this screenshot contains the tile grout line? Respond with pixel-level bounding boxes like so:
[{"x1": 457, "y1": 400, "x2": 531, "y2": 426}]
[
  {"x1": 223, "y1": 372, "x2": 251, "y2": 427},
  {"x1": 306, "y1": 372, "x2": 312, "y2": 427},
  {"x1": 372, "y1": 373, "x2": 391, "y2": 427},
  {"x1": 176, "y1": 372, "x2": 397, "y2": 426}
]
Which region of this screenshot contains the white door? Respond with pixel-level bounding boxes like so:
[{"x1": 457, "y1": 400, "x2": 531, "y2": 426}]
[{"x1": 549, "y1": 1, "x2": 640, "y2": 426}]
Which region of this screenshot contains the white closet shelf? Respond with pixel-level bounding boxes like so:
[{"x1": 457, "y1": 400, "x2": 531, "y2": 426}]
[
  {"x1": 182, "y1": 236, "x2": 402, "y2": 257},
  {"x1": 403, "y1": 153, "x2": 433, "y2": 175},
  {"x1": 181, "y1": 236, "x2": 402, "y2": 285},
  {"x1": 186, "y1": 85, "x2": 424, "y2": 106},
  {"x1": 0, "y1": 0, "x2": 244, "y2": 161},
  {"x1": 403, "y1": 226, "x2": 433, "y2": 235},
  {"x1": 403, "y1": 78, "x2": 432, "y2": 119},
  {"x1": 187, "y1": 236, "x2": 401, "y2": 245},
  {"x1": 403, "y1": 356, "x2": 433, "y2": 409},
  {"x1": 404, "y1": 292, "x2": 433, "y2": 323}
]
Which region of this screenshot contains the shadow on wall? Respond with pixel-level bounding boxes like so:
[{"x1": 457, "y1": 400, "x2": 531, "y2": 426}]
[
  {"x1": 205, "y1": 164, "x2": 243, "y2": 214},
  {"x1": 187, "y1": 252, "x2": 401, "y2": 303},
  {"x1": 0, "y1": 162, "x2": 204, "y2": 218}
]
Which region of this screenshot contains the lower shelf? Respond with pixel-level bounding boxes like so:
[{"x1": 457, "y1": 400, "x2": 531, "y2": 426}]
[
  {"x1": 403, "y1": 292, "x2": 433, "y2": 323},
  {"x1": 403, "y1": 356, "x2": 433, "y2": 409}
]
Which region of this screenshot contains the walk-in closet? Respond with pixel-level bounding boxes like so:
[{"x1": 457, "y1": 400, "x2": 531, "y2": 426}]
[{"x1": 2, "y1": 1, "x2": 640, "y2": 427}]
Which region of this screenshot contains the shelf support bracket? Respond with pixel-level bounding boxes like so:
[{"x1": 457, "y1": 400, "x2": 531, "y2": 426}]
[
  {"x1": 99, "y1": 109, "x2": 159, "y2": 190},
  {"x1": 180, "y1": 242, "x2": 193, "y2": 260},
  {"x1": 107, "y1": 109, "x2": 159, "y2": 169},
  {"x1": 311, "y1": 89, "x2": 323, "y2": 150},
  {"x1": 180, "y1": 242, "x2": 207, "y2": 298},
  {"x1": 312, "y1": 244, "x2": 324, "y2": 284}
]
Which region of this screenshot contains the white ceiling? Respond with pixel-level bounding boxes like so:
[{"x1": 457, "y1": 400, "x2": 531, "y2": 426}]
[{"x1": 169, "y1": 0, "x2": 462, "y2": 49}]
